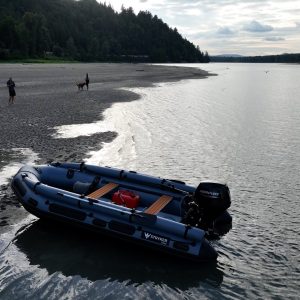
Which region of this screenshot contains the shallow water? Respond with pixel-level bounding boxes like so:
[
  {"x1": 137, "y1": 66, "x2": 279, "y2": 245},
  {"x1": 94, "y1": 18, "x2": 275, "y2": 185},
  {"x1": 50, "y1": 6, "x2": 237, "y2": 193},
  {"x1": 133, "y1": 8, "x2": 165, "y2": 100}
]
[{"x1": 1, "y1": 63, "x2": 300, "y2": 299}]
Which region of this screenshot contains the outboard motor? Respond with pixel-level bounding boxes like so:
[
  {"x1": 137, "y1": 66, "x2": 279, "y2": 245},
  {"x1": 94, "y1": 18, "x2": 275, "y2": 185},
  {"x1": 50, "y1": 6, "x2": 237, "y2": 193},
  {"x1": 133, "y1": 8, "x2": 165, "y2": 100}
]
[{"x1": 182, "y1": 182, "x2": 232, "y2": 237}]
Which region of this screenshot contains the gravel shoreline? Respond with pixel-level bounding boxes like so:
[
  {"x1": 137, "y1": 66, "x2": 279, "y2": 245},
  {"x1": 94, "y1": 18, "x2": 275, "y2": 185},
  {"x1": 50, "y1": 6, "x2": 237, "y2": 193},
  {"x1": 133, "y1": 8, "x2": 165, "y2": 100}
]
[{"x1": 0, "y1": 63, "x2": 210, "y2": 232}]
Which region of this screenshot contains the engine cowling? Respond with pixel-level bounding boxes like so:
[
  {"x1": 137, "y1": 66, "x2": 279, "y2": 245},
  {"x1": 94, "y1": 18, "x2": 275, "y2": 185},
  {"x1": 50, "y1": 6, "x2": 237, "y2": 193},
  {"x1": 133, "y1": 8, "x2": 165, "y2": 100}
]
[
  {"x1": 194, "y1": 182, "x2": 231, "y2": 219},
  {"x1": 182, "y1": 182, "x2": 232, "y2": 237}
]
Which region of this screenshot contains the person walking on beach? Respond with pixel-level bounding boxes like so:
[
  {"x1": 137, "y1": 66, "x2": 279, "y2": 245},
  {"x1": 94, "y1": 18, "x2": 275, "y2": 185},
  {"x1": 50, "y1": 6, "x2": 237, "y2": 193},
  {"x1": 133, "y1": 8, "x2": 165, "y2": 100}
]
[
  {"x1": 85, "y1": 73, "x2": 90, "y2": 90},
  {"x1": 7, "y1": 77, "x2": 16, "y2": 104}
]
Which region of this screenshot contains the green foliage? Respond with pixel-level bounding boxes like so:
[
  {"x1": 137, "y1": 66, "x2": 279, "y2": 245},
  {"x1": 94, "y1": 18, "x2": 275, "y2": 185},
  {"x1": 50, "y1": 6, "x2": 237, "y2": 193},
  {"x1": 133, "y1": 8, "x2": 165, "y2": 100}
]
[
  {"x1": 66, "y1": 37, "x2": 77, "y2": 58},
  {"x1": 0, "y1": 16, "x2": 17, "y2": 51},
  {"x1": 0, "y1": 0, "x2": 208, "y2": 62}
]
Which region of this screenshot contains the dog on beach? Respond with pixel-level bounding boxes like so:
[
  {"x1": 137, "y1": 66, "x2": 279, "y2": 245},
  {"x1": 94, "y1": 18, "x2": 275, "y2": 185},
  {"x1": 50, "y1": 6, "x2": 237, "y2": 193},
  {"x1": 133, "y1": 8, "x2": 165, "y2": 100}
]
[{"x1": 76, "y1": 82, "x2": 86, "y2": 90}]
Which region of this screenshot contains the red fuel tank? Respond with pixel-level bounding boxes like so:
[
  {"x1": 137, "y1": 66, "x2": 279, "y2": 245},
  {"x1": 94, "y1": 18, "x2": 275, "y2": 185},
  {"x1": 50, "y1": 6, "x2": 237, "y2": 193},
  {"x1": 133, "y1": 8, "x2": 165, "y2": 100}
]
[{"x1": 112, "y1": 190, "x2": 140, "y2": 209}]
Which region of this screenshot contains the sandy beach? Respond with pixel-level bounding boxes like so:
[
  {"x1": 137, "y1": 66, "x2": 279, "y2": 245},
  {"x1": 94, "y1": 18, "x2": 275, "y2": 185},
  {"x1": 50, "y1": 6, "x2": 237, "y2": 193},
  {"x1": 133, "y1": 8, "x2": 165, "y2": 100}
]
[{"x1": 0, "y1": 63, "x2": 209, "y2": 232}]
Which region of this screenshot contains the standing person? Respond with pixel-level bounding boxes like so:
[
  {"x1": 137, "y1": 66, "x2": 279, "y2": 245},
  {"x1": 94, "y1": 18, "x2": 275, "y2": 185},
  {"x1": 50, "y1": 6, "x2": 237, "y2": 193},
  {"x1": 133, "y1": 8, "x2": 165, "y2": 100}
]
[
  {"x1": 7, "y1": 77, "x2": 16, "y2": 104},
  {"x1": 85, "y1": 73, "x2": 89, "y2": 90}
]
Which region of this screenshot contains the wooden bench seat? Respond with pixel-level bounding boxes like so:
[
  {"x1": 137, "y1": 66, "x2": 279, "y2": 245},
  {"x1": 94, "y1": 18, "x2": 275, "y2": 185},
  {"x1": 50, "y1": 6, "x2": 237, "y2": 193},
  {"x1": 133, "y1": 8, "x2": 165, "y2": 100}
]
[
  {"x1": 144, "y1": 195, "x2": 173, "y2": 215},
  {"x1": 87, "y1": 182, "x2": 119, "y2": 199}
]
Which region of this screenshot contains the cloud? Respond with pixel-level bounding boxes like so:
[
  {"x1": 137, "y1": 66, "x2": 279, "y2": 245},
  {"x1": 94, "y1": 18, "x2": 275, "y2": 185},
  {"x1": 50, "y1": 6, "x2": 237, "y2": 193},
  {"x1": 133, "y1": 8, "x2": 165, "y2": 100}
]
[
  {"x1": 243, "y1": 20, "x2": 273, "y2": 32},
  {"x1": 104, "y1": 0, "x2": 300, "y2": 55},
  {"x1": 182, "y1": 8, "x2": 202, "y2": 16},
  {"x1": 217, "y1": 26, "x2": 234, "y2": 35},
  {"x1": 264, "y1": 36, "x2": 285, "y2": 41}
]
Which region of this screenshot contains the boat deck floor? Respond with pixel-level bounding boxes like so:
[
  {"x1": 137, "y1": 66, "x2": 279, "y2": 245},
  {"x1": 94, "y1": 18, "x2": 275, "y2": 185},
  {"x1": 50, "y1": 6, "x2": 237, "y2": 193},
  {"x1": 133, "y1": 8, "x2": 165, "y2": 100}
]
[{"x1": 86, "y1": 182, "x2": 181, "y2": 222}]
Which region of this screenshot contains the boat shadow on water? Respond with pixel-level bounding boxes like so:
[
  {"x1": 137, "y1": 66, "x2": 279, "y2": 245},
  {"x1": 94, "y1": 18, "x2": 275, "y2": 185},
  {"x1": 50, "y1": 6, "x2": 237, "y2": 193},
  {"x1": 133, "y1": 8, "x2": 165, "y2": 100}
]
[{"x1": 14, "y1": 220, "x2": 224, "y2": 290}]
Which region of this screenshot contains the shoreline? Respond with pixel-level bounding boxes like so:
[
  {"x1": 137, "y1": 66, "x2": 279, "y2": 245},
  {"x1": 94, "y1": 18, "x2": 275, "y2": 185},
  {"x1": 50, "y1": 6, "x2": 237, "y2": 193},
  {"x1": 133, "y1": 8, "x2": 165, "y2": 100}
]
[
  {"x1": 0, "y1": 63, "x2": 210, "y2": 161},
  {"x1": 0, "y1": 63, "x2": 211, "y2": 233}
]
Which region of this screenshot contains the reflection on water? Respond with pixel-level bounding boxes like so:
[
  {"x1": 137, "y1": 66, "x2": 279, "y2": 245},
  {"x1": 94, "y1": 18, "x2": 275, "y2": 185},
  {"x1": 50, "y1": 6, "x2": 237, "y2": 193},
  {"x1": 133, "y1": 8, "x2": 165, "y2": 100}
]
[{"x1": 14, "y1": 220, "x2": 223, "y2": 289}]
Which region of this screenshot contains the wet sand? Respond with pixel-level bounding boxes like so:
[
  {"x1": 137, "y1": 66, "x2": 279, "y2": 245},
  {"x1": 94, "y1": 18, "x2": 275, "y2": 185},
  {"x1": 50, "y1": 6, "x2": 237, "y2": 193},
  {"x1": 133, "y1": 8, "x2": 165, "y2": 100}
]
[{"x1": 0, "y1": 63, "x2": 210, "y2": 232}]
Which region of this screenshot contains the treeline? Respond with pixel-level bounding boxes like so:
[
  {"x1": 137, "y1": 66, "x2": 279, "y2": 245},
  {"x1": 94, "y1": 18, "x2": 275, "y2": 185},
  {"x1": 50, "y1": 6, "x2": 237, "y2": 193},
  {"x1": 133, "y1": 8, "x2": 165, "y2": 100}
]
[
  {"x1": 211, "y1": 53, "x2": 300, "y2": 63},
  {"x1": 0, "y1": 0, "x2": 209, "y2": 63}
]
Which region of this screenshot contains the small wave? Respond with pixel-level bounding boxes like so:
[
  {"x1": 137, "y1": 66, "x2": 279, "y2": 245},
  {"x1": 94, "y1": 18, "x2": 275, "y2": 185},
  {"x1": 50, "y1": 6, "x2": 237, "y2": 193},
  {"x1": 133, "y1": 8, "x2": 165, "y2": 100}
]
[{"x1": 0, "y1": 148, "x2": 39, "y2": 185}]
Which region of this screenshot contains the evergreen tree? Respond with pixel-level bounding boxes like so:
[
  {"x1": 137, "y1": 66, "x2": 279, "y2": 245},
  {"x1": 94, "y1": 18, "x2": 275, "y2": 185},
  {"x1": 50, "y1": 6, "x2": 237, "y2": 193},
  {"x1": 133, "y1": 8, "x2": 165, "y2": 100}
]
[{"x1": 66, "y1": 37, "x2": 77, "y2": 58}]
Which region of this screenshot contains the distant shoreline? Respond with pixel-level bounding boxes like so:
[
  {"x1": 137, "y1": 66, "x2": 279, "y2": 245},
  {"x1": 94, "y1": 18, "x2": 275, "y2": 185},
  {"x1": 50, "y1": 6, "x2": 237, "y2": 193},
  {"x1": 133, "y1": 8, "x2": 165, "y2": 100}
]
[{"x1": 210, "y1": 53, "x2": 300, "y2": 63}]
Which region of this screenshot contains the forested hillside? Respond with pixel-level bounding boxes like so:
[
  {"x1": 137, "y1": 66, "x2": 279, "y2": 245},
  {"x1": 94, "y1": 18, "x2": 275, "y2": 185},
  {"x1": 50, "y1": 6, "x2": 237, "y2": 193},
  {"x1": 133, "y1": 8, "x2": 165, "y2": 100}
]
[{"x1": 0, "y1": 0, "x2": 209, "y2": 62}]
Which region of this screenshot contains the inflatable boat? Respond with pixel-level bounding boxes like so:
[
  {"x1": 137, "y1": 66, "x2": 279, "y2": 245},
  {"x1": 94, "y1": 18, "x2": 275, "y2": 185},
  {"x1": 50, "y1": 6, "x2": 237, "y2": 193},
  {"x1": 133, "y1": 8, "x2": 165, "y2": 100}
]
[{"x1": 11, "y1": 162, "x2": 232, "y2": 261}]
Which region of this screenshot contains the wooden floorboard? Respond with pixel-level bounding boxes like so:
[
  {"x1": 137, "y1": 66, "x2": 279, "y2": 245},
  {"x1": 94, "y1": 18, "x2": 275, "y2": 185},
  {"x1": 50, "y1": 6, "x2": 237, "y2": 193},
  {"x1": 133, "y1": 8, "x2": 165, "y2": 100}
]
[
  {"x1": 87, "y1": 182, "x2": 119, "y2": 199},
  {"x1": 144, "y1": 195, "x2": 173, "y2": 215}
]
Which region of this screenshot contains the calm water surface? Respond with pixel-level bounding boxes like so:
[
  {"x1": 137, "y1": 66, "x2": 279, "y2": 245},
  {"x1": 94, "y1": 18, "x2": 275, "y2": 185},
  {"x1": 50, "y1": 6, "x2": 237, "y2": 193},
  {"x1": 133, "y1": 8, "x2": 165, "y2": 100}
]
[{"x1": 1, "y1": 63, "x2": 299, "y2": 299}]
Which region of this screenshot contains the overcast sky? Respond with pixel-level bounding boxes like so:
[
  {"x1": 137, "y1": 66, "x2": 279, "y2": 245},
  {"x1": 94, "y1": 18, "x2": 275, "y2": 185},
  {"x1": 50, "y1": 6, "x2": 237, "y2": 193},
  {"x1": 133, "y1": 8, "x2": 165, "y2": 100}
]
[{"x1": 100, "y1": 0, "x2": 300, "y2": 56}]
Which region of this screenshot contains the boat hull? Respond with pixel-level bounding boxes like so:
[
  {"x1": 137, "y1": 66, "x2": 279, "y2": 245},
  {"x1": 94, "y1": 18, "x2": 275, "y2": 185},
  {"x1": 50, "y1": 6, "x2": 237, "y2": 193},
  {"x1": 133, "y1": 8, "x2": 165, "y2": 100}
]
[{"x1": 12, "y1": 163, "x2": 219, "y2": 261}]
